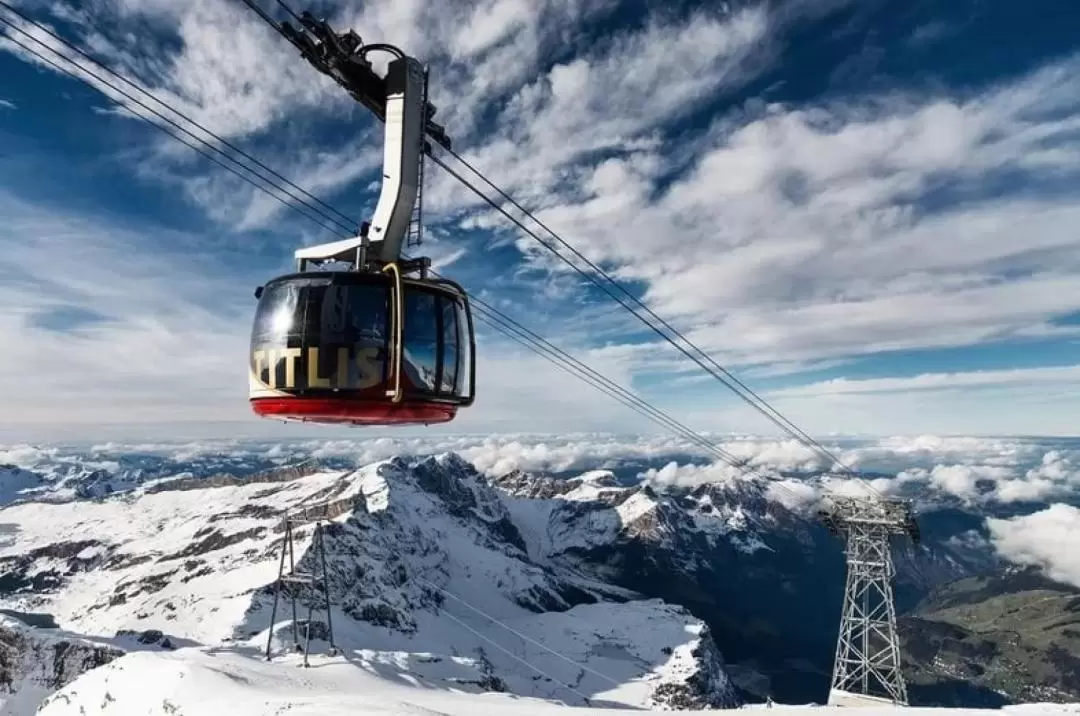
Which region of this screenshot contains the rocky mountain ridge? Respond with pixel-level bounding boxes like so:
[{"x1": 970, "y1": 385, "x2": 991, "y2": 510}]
[
  {"x1": 486, "y1": 466, "x2": 1009, "y2": 704},
  {"x1": 0, "y1": 453, "x2": 738, "y2": 713}
]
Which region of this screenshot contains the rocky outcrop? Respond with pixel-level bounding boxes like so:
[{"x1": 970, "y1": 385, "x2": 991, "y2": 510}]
[
  {"x1": 650, "y1": 623, "x2": 740, "y2": 709},
  {"x1": 0, "y1": 616, "x2": 122, "y2": 710}
]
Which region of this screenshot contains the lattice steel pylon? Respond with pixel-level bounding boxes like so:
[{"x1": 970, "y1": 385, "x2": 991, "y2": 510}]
[
  {"x1": 820, "y1": 496, "x2": 920, "y2": 707},
  {"x1": 265, "y1": 511, "x2": 338, "y2": 667}
]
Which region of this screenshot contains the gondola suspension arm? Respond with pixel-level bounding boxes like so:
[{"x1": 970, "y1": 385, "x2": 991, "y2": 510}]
[{"x1": 282, "y1": 11, "x2": 449, "y2": 270}]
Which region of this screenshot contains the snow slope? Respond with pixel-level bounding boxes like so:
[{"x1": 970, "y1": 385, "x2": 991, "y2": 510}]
[
  {"x1": 0, "y1": 454, "x2": 736, "y2": 712},
  {"x1": 33, "y1": 646, "x2": 1080, "y2": 715}
]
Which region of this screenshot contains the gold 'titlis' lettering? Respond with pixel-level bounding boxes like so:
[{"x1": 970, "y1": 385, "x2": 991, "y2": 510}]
[
  {"x1": 281, "y1": 347, "x2": 302, "y2": 388},
  {"x1": 336, "y1": 347, "x2": 349, "y2": 388},
  {"x1": 266, "y1": 349, "x2": 277, "y2": 388},
  {"x1": 307, "y1": 347, "x2": 331, "y2": 388},
  {"x1": 354, "y1": 345, "x2": 384, "y2": 390}
]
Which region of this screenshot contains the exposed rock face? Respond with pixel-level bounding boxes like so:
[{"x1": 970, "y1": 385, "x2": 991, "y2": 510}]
[
  {"x1": 0, "y1": 616, "x2": 123, "y2": 712},
  {"x1": 649, "y1": 623, "x2": 738, "y2": 709}
]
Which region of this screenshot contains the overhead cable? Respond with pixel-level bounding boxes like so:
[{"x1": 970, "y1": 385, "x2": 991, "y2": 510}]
[{"x1": 432, "y1": 150, "x2": 873, "y2": 492}]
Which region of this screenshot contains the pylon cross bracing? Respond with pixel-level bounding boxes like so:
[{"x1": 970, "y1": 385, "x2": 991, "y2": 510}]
[
  {"x1": 820, "y1": 496, "x2": 919, "y2": 707},
  {"x1": 265, "y1": 508, "x2": 338, "y2": 666}
]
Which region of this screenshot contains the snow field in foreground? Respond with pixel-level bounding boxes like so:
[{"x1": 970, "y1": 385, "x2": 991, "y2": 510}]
[{"x1": 35, "y1": 647, "x2": 1080, "y2": 716}]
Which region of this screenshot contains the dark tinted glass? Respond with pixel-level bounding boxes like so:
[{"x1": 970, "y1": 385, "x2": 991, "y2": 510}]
[
  {"x1": 250, "y1": 277, "x2": 389, "y2": 393},
  {"x1": 440, "y1": 296, "x2": 459, "y2": 395},
  {"x1": 403, "y1": 288, "x2": 438, "y2": 392},
  {"x1": 251, "y1": 279, "x2": 306, "y2": 348}
]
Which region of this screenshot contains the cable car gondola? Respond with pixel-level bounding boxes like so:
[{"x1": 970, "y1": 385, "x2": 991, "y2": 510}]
[{"x1": 248, "y1": 35, "x2": 475, "y2": 426}]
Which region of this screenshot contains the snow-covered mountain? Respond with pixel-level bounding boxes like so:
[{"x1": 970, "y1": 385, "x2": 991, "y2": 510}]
[
  {"x1": 0, "y1": 454, "x2": 738, "y2": 713},
  {"x1": 487, "y1": 467, "x2": 1005, "y2": 703},
  {"x1": 1, "y1": 440, "x2": 1070, "y2": 713}
]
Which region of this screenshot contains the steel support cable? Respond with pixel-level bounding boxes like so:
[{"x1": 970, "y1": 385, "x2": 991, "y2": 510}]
[
  {"x1": 0, "y1": 27, "x2": 344, "y2": 238},
  {"x1": 271, "y1": 0, "x2": 306, "y2": 26},
  {"x1": 430, "y1": 151, "x2": 881, "y2": 497},
  {"x1": 431, "y1": 599, "x2": 595, "y2": 705},
  {"x1": 0, "y1": 6, "x2": 358, "y2": 237},
  {"x1": 470, "y1": 302, "x2": 746, "y2": 472},
  {"x1": 433, "y1": 151, "x2": 864, "y2": 476},
  {"x1": 416, "y1": 575, "x2": 623, "y2": 690},
  {"x1": 459, "y1": 291, "x2": 815, "y2": 503},
  {"x1": 236, "y1": 0, "x2": 306, "y2": 53},
  {"x1": 444, "y1": 148, "x2": 842, "y2": 463},
  {"x1": 0, "y1": 0, "x2": 358, "y2": 232},
  {"x1": 412, "y1": 262, "x2": 778, "y2": 478},
  {"x1": 463, "y1": 300, "x2": 813, "y2": 505},
  {"x1": 8, "y1": 15, "x2": 812, "y2": 503},
  {"x1": 464, "y1": 296, "x2": 757, "y2": 473}
]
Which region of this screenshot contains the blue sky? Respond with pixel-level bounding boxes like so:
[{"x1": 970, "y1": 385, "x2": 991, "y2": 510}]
[{"x1": 0, "y1": 0, "x2": 1078, "y2": 442}]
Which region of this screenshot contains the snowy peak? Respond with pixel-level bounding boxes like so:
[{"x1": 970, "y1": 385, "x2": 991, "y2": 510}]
[
  {"x1": 374, "y1": 454, "x2": 527, "y2": 552},
  {"x1": 0, "y1": 452, "x2": 739, "y2": 712},
  {"x1": 490, "y1": 466, "x2": 780, "y2": 565}
]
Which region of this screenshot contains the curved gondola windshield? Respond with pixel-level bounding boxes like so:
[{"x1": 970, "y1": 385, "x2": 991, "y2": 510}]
[{"x1": 249, "y1": 274, "x2": 471, "y2": 403}]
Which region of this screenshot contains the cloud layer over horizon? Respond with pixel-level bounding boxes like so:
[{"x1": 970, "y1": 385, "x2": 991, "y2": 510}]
[{"x1": 5, "y1": 430, "x2": 1080, "y2": 587}]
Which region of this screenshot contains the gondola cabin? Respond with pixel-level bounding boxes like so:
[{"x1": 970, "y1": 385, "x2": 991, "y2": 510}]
[
  {"x1": 248, "y1": 270, "x2": 475, "y2": 426},
  {"x1": 246, "y1": 43, "x2": 474, "y2": 426}
]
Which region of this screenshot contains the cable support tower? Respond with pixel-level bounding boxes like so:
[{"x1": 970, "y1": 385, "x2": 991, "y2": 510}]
[
  {"x1": 265, "y1": 511, "x2": 338, "y2": 666},
  {"x1": 819, "y1": 497, "x2": 920, "y2": 706}
]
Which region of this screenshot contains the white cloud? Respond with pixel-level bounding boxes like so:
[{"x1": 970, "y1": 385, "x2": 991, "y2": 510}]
[
  {"x1": 482, "y1": 52, "x2": 1080, "y2": 373},
  {"x1": 0, "y1": 97, "x2": 15, "y2": 109},
  {"x1": 5, "y1": 433, "x2": 1077, "y2": 521},
  {"x1": 675, "y1": 372, "x2": 1080, "y2": 438},
  {"x1": 987, "y1": 504, "x2": 1080, "y2": 589},
  {"x1": 0, "y1": 193, "x2": 254, "y2": 430}
]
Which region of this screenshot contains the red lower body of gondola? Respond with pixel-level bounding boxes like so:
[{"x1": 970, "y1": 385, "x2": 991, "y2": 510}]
[{"x1": 250, "y1": 397, "x2": 457, "y2": 426}]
